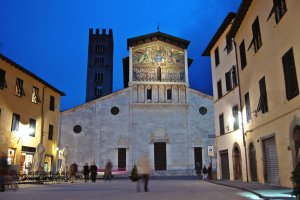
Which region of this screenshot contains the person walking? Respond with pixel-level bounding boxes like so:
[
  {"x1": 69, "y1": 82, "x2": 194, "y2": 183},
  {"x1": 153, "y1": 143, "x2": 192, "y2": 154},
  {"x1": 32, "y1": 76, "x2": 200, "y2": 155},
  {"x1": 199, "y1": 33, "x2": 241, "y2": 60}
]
[
  {"x1": 90, "y1": 162, "x2": 98, "y2": 183},
  {"x1": 202, "y1": 165, "x2": 208, "y2": 180},
  {"x1": 104, "y1": 160, "x2": 113, "y2": 182},
  {"x1": 195, "y1": 162, "x2": 202, "y2": 180},
  {"x1": 207, "y1": 162, "x2": 213, "y2": 180},
  {"x1": 0, "y1": 153, "x2": 8, "y2": 192},
  {"x1": 83, "y1": 163, "x2": 90, "y2": 182},
  {"x1": 137, "y1": 153, "x2": 151, "y2": 192},
  {"x1": 69, "y1": 162, "x2": 78, "y2": 183}
]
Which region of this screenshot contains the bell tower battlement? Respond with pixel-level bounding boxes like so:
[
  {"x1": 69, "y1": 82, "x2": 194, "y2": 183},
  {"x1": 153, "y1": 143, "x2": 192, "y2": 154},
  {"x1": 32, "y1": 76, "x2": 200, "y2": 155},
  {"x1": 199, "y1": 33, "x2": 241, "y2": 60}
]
[{"x1": 86, "y1": 28, "x2": 114, "y2": 102}]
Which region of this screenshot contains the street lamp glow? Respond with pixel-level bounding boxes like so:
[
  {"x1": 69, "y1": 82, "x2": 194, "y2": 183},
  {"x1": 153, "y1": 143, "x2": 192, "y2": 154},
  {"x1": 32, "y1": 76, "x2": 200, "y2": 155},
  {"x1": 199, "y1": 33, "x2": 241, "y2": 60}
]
[
  {"x1": 228, "y1": 116, "x2": 235, "y2": 124},
  {"x1": 28, "y1": 127, "x2": 35, "y2": 135}
]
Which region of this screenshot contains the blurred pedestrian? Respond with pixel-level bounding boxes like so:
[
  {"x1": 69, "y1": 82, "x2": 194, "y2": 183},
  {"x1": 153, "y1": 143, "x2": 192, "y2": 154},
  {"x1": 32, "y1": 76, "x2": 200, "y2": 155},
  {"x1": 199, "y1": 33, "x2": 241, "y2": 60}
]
[
  {"x1": 90, "y1": 162, "x2": 98, "y2": 182},
  {"x1": 104, "y1": 160, "x2": 113, "y2": 182},
  {"x1": 195, "y1": 162, "x2": 202, "y2": 180},
  {"x1": 83, "y1": 163, "x2": 90, "y2": 182},
  {"x1": 137, "y1": 153, "x2": 151, "y2": 192},
  {"x1": 208, "y1": 162, "x2": 212, "y2": 180},
  {"x1": 69, "y1": 162, "x2": 78, "y2": 183},
  {"x1": 0, "y1": 153, "x2": 8, "y2": 192},
  {"x1": 202, "y1": 165, "x2": 208, "y2": 180}
]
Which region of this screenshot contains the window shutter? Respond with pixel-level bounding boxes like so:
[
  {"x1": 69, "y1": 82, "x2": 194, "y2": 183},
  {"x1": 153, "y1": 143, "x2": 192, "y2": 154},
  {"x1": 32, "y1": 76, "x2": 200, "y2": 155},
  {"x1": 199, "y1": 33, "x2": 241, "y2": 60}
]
[
  {"x1": 233, "y1": 105, "x2": 239, "y2": 130},
  {"x1": 259, "y1": 77, "x2": 268, "y2": 113},
  {"x1": 0, "y1": 69, "x2": 7, "y2": 89},
  {"x1": 225, "y1": 71, "x2": 232, "y2": 91},
  {"x1": 214, "y1": 47, "x2": 220, "y2": 66},
  {"x1": 219, "y1": 114, "x2": 225, "y2": 135},
  {"x1": 239, "y1": 41, "x2": 247, "y2": 69},
  {"x1": 245, "y1": 93, "x2": 251, "y2": 122},
  {"x1": 282, "y1": 48, "x2": 299, "y2": 100},
  {"x1": 217, "y1": 80, "x2": 222, "y2": 98},
  {"x1": 232, "y1": 66, "x2": 237, "y2": 87}
]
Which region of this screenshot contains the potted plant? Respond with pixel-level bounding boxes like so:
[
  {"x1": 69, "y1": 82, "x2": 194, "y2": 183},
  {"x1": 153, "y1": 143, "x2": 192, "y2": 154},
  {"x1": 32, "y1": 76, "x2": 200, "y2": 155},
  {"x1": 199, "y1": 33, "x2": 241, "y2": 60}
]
[
  {"x1": 129, "y1": 164, "x2": 140, "y2": 182},
  {"x1": 291, "y1": 162, "x2": 300, "y2": 199}
]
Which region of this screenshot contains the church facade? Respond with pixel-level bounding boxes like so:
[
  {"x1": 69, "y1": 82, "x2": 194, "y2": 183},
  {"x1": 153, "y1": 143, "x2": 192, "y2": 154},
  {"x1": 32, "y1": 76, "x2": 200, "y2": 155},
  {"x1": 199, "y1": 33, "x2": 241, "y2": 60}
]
[{"x1": 59, "y1": 32, "x2": 215, "y2": 173}]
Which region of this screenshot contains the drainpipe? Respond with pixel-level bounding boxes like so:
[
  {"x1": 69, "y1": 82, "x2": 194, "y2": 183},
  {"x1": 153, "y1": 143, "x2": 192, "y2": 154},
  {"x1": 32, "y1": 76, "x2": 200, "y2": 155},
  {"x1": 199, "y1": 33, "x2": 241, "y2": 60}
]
[
  {"x1": 41, "y1": 86, "x2": 46, "y2": 144},
  {"x1": 232, "y1": 38, "x2": 249, "y2": 182}
]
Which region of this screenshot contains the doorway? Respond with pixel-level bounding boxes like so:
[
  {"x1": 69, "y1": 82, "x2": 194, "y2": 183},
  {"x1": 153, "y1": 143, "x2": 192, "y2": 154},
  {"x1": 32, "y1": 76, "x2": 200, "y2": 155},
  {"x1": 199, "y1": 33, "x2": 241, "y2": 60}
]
[
  {"x1": 220, "y1": 150, "x2": 230, "y2": 179},
  {"x1": 154, "y1": 142, "x2": 166, "y2": 170},
  {"x1": 249, "y1": 143, "x2": 258, "y2": 182},
  {"x1": 233, "y1": 146, "x2": 242, "y2": 180},
  {"x1": 194, "y1": 147, "x2": 203, "y2": 169},
  {"x1": 118, "y1": 148, "x2": 126, "y2": 170},
  {"x1": 263, "y1": 137, "x2": 279, "y2": 185}
]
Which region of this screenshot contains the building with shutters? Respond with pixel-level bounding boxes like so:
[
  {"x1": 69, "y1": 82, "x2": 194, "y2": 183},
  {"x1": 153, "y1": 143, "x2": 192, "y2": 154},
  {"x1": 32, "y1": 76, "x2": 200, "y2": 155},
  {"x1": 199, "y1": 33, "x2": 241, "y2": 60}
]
[
  {"x1": 202, "y1": 12, "x2": 247, "y2": 182},
  {"x1": 203, "y1": 0, "x2": 300, "y2": 187},
  {"x1": 0, "y1": 54, "x2": 65, "y2": 175},
  {"x1": 86, "y1": 28, "x2": 113, "y2": 102},
  {"x1": 59, "y1": 31, "x2": 215, "y2": 174}
]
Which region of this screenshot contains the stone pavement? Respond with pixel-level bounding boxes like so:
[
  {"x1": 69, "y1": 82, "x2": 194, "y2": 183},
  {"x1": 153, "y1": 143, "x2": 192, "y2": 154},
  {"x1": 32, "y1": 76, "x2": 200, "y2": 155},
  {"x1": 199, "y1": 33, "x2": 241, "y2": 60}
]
[
  {"x1": 1, "y1": 178, "x2": 255, "y2": 200},
  {"x1": 209, "y1": 180, "x2": 296, "y2": 200}
]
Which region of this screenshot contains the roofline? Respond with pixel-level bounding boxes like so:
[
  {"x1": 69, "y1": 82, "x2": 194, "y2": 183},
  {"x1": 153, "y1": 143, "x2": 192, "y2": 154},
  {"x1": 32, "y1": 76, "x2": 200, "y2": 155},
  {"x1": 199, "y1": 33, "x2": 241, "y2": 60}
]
[
  {"x1": 127, "y1": 31, "x2": 190, "y2": 50},
  {"x1": 189, "y1": 88, "x2": 213, "y2": 100},
  {"x1": 0, "y1": 54, "x2": 66, "y2": 96},
  {"x1": 202, "y1": 12, "x2": 236, "y2": 56},
  {"x1": 61, "y1": 88, "x2": 129, "y2": 113},
  {"x1": 227, "y1": 0, "x2": 253, "y2": 39}
]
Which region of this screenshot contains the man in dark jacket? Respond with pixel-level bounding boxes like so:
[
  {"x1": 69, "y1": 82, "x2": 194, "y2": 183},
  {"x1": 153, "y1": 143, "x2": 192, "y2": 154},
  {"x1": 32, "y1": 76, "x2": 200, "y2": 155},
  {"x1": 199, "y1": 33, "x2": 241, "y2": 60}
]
[
  {"x1": 202, "y1": 165, "x2": 208, "y2": 180},
  {"x1": 83, "y1": 163, "x2": 90, "y2": 182},
  {"x1": 207, "y1": 162, "x2": 213, "y2": 180},
  {"x1": 90, "y1": 162, "x2": 97, "y2": 183}
]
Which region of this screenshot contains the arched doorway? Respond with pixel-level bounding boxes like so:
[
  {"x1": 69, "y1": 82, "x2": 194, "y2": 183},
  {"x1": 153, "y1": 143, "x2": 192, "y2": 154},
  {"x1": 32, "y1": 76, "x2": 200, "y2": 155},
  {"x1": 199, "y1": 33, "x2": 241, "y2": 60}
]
[
  {"x1": 294, "y1": 125, "x2": 300, "y2": 164},
  {"x1": 249, "y1": 143, "x2": 257, "y2": 182},
  {"x1": 233, "y1": 145, "x2": 242, "y2": 180}
]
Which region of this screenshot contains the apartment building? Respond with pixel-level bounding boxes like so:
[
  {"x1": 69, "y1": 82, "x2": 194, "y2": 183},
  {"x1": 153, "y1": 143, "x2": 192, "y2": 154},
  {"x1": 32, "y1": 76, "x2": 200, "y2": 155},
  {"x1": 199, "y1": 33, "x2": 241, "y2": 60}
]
[
  {"x1": 0, "y1": 54, "x2": 65, "y2": 175},
  {"x1": 203, "y1": 0, "x2": 300, "y2": 187},
  {"x1": 202, "y1": 12, "x2": 247, "y2": 181}
]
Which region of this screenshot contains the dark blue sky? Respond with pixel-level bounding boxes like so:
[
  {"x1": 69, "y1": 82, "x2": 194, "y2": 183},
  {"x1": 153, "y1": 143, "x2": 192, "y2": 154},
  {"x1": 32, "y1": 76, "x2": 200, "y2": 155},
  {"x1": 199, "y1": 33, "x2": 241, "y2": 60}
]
[{"x1": 0, "y1": 0, "x2": 241, "y2": 110}]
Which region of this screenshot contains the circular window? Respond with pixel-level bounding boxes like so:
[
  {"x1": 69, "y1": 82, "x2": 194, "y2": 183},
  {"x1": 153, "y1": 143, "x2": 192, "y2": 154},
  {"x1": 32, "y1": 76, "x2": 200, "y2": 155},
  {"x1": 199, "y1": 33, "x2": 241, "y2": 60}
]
[
  {"x1": 73, "y1": 125, "x2": 82, "y2": 134},
  {"x1": 199, "y1": 107, "x2": 207, "y2": 115},
  {"x1": 111, "y1": 106, "x2": 119, "y2": 115}
]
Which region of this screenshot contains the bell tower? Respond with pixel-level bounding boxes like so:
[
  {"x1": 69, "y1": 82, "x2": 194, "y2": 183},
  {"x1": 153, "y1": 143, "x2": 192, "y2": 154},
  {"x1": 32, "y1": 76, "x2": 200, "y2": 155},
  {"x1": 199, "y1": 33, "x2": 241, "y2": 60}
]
[{"x1": 86, "y1": 28, "x2": 113, "y2": 102}]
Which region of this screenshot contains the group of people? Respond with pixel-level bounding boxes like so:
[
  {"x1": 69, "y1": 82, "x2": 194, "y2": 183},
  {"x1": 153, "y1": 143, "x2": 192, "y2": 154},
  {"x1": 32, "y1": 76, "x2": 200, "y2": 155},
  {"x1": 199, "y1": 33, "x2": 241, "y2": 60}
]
[
  {"x1": 69, "y1": 160, "x2": 114, "y2": 183},
  {"x1": 69, "y1": 162, "x2": 98, "y2": 183},
  {"x1": 195, "y1": 162, "x2": 212, "y2": 180}
]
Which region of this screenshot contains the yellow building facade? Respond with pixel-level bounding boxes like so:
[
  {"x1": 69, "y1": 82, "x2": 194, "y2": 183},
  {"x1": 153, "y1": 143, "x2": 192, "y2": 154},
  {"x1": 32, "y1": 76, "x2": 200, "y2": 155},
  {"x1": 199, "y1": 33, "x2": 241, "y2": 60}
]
[
  {"x1": 202, "y1": 12, "x2": 247, "y2": 182},
  {"x1": 204, "y1": 0, "x2": 300, "y2": 187},
  {"x1": 0, "y1": 54, "x2": 65, "y2": 175}
]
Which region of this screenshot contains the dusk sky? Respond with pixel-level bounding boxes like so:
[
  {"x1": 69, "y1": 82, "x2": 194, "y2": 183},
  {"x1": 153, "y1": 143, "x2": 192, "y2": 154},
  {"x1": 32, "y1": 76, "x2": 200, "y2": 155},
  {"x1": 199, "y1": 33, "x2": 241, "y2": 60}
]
[{"x1": 0, "y1": 0, "x2": 241, "y2": 111}]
